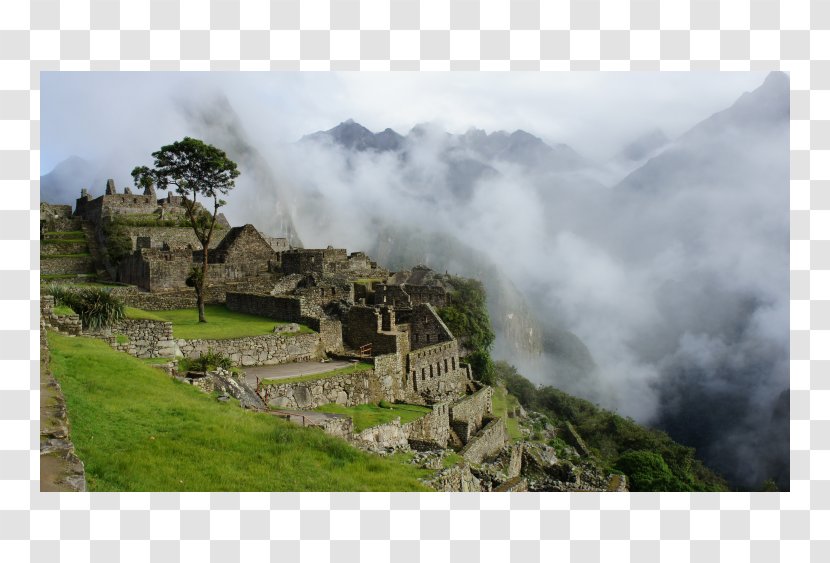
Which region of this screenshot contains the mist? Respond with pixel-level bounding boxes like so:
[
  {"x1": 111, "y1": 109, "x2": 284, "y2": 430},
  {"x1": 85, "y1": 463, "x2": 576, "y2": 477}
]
[{"x1": 40, "y1": 72, "x2": 788, "y2": 489}]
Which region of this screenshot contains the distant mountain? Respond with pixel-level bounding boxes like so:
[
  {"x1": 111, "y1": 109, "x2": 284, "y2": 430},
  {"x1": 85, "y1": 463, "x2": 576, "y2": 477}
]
[
  {"x1": 40, "y1": 156, "x2": 105, "y2": 206},
  {"x1": 460, "y1": 127, "x2": 586, "y2": 171},
  {"x1": 302, "y1": 119, "x2": 404, "y2": 152},
  {"x1": 303, "y1": 120, "x2": 587, "y2": 173},
  {"x1": 617, "y1": 129, "x2": 669, "y2": 162},
  {"x1": 616, "y1": 72, "x2": 788, "y2": 194}
]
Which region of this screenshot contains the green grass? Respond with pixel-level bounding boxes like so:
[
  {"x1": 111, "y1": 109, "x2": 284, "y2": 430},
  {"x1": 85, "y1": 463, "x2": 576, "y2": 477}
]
[
  {"x1": 492, "y1": 386, "x2": 523, "y2": 441},
  {"x1": 261, "y1": 362, "x2": 373, "y2": 386},
  {"x1": 41, "y1": 238, "x2": 87, "y2": 245},
  {"x1": 43, "y1": 230, "x2": 84, "y2": 238},
  {"x1": 41, "y1": 273, "x2": 96, "y2": 281},
  {"x1": 124, "y1": 305, "x2": 314, "y2": 340},
  {"x1": 314, "y1": 402, "x2": 432, "y2": 432},
  {"x1": 124, "y1": 307, "x2": 166, "y2": 321},
  {"x1": 41, "y1": 253, "x2": 91, "y2": 259},
  {"x1": 353, "y1": 278, "x2": 384, "y2": 285},
  {"x1": 115, "y1": 334, "x2": 129, "y2": 345},
  {"x1": 53, "y1": 305, "x2": 76, "y2": 316},
  {"x1": 47, "y1": 332, "x2": 432, "y2": 492},
  {"x1": 442, "y1": 452, "x2": 462, "y2": 469}
]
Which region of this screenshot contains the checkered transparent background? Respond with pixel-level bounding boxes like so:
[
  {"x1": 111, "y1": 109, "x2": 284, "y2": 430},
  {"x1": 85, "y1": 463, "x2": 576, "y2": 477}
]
[{"x1": 1, "y1": 0, "x2": 827, "y2": 561}]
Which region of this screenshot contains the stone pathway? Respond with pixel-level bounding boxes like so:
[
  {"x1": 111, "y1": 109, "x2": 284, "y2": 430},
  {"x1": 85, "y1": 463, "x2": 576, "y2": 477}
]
[{"x1": 243, "y1": 360, "x2": 353, "y2": 388}]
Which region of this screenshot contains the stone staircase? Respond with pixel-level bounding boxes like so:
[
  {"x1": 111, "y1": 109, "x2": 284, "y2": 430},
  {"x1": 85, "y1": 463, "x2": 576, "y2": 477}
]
[{"x1": 80, "y1": 220, "x2": 111, "y2": 280}]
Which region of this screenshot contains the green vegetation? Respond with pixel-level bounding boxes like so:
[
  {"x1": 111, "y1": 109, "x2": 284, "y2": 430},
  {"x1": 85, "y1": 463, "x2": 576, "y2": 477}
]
[
  {"x1": 614, "y1": 451, "x2": 678, "y2": 491},
  {"x1": 491, "y1": 386, "x2": 523, "y2": 441},
  {"x1": 442, "y1": 452, "x2": 462, "y2": 469},
  {"x1": 124, "y1": 305, "x2": 313, "y2": 340},
  {"x1": 101, "y1": 220, "x2": 133, "y2": 265},
  {"x1": 41, "y1": 253, "x2": 91, "y2": 259},
  {"x1": 494, "y1": 361, "x2": 728, "y2": 492},
  {"x1": 124, "y1": 307, "x2": 165, "y2": 321},
  {"x1": 47, "y1": 285, "x2": 125, "y2": 330},
  {"x1": 43, "y1": 230, "x2": 84, "y2": 238},
  {"x1": 134, "y1": 137, "x2": 240, "y2": 323},
  {"x1": 115, "y1": 334, "x2": 129, "y2": 345},
  {"x1": 53, "y1": 305, "x2": 75, "y2": 316},
  {"x1": 47, "y1": 332, "x2": 431, "y2": 491},
  {"x1": 353, "y1": 278, "x2": 383, "y2": 286},
  {"x1": 41, "y1": 273, "x2": 97, "y2": 281},
  {"x1": 178, "y1": 350, "x2": 233, "y2": 373},
  {"x1": 41, "y1": 238, "x2": 87, "y2": 245},
  {"x1": 314, "y1": 402, "x2": 431, "y2": 432},
  {"x1": 261, "y1": 362, "x2": 373, "y2": 386},
  {"x1": 438, "y1": 276, "x2": 496, "y2": 384}
]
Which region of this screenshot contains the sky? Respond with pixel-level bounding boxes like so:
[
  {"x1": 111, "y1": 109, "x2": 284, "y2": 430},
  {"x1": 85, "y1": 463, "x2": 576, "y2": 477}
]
[{"x1": 40, "y1": 72, "x2": 767, "y2": 175}]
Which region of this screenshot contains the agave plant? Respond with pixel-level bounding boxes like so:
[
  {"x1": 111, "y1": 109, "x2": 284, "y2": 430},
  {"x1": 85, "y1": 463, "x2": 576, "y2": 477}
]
[{"x1": 46, "y1": 284, "x2": 124, "y2": 330}]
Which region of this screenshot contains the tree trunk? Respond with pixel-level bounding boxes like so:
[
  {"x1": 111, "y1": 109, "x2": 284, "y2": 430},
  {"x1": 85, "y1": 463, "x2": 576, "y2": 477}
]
[{"x1": 198, "y1": 246, "x2": 209, "y2": 323}]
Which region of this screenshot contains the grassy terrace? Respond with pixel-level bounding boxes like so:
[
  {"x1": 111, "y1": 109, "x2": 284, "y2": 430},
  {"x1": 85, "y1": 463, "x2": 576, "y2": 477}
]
[
  {"x1": 260, "y1": 362, "x2": 373, "y2": 386},
  {"x1": 41, "y1": 238, "x2": 87, "y2": 244},
  {"x1": 125, "y1": 305, "x2": 314, "y2": 340},
  {"x1": 492, "y1": 386, "x2": 523, "y2": 441},
  {"x1": 47, "y1": 333, "x2": 431, "y2": 491},
  {"x1": 43, "y1": 230, "x2": 84, "y2": 238},
  {"x1": 314, "y1": 402, "x2": 432, "y2": 432},
  {"x1": 41, "y1": 253, "x2": 91, "y2": 259},
  {"x1": 52, "y1": 305, "x2": 75, "y2": 316}
]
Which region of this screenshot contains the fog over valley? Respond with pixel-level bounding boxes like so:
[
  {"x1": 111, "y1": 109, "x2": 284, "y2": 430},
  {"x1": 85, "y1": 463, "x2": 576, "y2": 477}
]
[{"x1": 41, "y1": 72, "x2": 788, "y2": 489}]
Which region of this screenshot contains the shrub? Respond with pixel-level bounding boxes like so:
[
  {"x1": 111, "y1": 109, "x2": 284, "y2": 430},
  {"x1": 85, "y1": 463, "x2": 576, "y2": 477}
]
[
  {"x1": 378, "y1": 400, "x2": 393, "y2": 409},
  {"x1": 467, "y1": 350, "x2": 495, "y2": 385},
  {"x1": 614, "y1": 450, "x2": 683, "y2": 492},
  {"x1": 102, "y1": 221, "x2": 133, "y2": 265},
  {"x1": 47, "y1": 285, "x2": 125, "y2": 330},
  {"x1": 178, "y1": 350, "x2": 233, "y2": 373}
]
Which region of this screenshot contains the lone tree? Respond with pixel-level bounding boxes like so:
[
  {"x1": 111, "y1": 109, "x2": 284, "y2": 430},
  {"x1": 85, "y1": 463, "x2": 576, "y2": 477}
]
[{"x1": 132, "y1": 137, "x2": 239, "y2": 323}]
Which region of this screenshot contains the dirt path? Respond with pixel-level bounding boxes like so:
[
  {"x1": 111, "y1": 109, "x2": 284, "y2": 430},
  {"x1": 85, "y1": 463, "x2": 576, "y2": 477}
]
[{"x1": 243, "y1": 360, "x2": 353, "y2": 388}]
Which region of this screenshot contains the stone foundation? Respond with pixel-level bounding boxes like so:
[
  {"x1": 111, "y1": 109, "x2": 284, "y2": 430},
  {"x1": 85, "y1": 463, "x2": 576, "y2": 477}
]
[
  {"x1": 178, "y1": 332, "x2": 323, "y2": 367},
  {"x1": 460, "y1": 418, "x2": 508, "y2": 464},
  {"x1": 262, "y1": 368, "x2": 394, "y2": 410}
]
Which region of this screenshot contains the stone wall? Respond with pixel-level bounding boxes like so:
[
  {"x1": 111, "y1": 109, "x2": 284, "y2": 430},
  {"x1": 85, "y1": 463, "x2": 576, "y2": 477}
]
[
  {"x1": 404, "y1": 340, "x2": 467, "y2": 405},
  {"x1": 402, "y1": 402, "x2": 451, "y2": 450},
  {"x1": 41, "y1": 295, "x2": 82, "y2": 336},
  {"x1": 117, "y1": 248, "x2": 192, "y2": 290},
  {"x1": 343, "y1": 305, "x2": 398, "y2": 354},
  {"x1": 113, "y1": 281, "x2": 272, "y2": 310},
  {"x1": 374, "y1": 284, "x2": 411, "y2": 307},
  {"x1": 226, "y1": 292, "x2": 303, "y2": 323},
  {"x1": 405, "y1": 285, "x2": 448, "y2": 308},
  {"x1": 449, "y1": 386, "x2": 493, "y2": 443},
  {"x1": 178, "y1": 332, "x2": 322, "y2": 367},
  {"x1": 408, "y1": 303, "x2": 454, "y2": 350},
  {"x1": 41, "y1": 240, "x2": 88, "y2": 256},
  {"x1": 352, "y1": 418, "x2": 410, "y2": 450},
  {"x1": 262, "y1": 368, "x2": 395, "y2": 410},
  {"x1": 109, "y1": 319, "x2": 177, "y2": 358},
  {"x1": 460, "y1": 417, "x2": 508, "y2": 464},
  {"x1": 127, "y1": 226, "x2": 223, "y2": 251},
  {"x1": 41, "y1": 255, "x2": 94, "y2": 275}
]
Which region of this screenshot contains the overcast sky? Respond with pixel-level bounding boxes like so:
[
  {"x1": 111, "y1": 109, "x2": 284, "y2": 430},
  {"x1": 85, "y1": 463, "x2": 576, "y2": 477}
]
[{"x1": 41, "y1": 72, "x2": 767, "y2": 174}]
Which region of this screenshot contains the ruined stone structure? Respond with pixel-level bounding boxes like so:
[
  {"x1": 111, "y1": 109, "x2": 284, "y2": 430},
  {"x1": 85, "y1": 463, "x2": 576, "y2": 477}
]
[{"x1": 281, "y1": 247, "x2": 387, "y2": 279}]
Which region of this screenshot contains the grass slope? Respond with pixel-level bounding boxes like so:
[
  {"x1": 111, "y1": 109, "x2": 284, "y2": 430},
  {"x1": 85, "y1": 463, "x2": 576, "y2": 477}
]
[
  {"x1": 125, "y1": 305, "x2": 314, "y2": 340},
  {"x1": 491, "y1": 386, "x2": 523, "y2": 441},
  {"x1": 48, "y1": 333, "x2": 431, "y2": 492},
  {"x1": 314, "y1": 403, "x2": 432, "y2": 432}
]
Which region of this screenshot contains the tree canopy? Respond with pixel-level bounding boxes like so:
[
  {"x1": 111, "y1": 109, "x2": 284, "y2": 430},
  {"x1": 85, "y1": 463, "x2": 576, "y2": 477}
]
[{"x1": 132, "y1": 137, "x2": 239, "y2": 322}]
